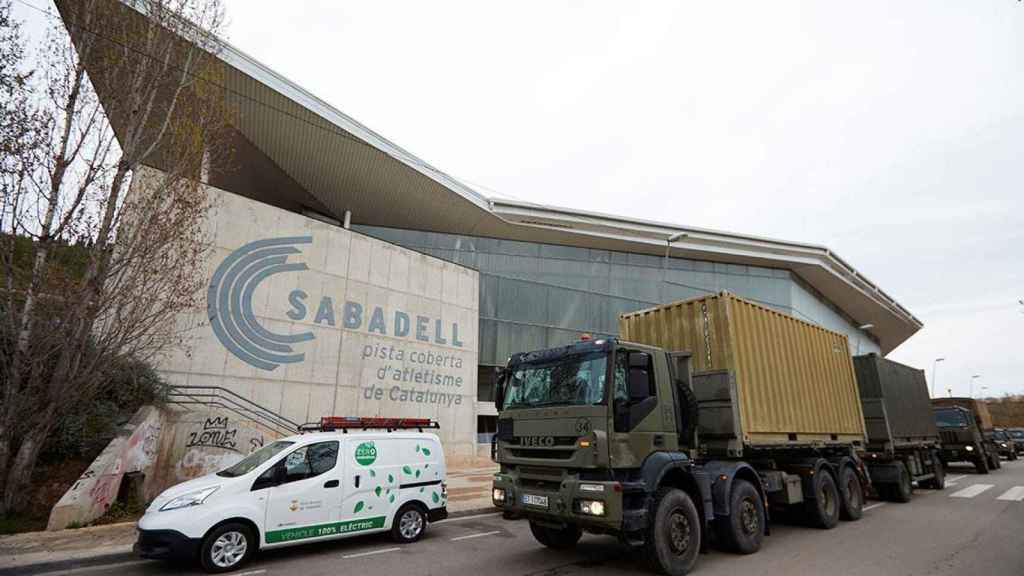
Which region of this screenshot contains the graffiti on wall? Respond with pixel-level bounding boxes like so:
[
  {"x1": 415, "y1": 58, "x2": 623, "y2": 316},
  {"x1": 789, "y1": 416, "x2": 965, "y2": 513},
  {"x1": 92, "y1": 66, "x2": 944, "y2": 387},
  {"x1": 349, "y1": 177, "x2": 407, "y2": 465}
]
[
  {"x1": 186, "y1": 416, "x2": 240, "y2": 452},
  {"x1": 176, "y1": 415, "x2": 267, "y2": 481}
]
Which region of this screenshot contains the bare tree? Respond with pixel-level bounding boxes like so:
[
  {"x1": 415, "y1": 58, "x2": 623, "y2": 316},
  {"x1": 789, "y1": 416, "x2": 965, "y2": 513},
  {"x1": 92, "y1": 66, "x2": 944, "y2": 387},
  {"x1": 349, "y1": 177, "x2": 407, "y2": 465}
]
[{"x1": 0, "y1": 0, "x2": 231, "y2": 515}]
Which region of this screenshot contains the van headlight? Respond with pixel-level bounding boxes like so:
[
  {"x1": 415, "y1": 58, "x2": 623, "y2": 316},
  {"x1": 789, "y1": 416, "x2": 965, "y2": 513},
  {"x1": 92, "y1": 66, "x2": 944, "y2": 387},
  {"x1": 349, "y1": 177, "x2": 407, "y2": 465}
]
[{"x1": 160, "y1": 486, "x2": 219, "y2": 511}]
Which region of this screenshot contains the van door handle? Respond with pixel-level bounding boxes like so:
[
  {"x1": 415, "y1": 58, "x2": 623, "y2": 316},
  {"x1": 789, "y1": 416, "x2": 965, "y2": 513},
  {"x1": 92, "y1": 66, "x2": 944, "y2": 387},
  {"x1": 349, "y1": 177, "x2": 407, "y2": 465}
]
[
  {"x1": 354, "y1": 475, "x2": 360, "y2": 488},
  {"x1": 653, "y1": 435, "x2": 665, "y2": 447},
  {"x1": 324, "y1": 479, "x2": 339, "y2": 488}
]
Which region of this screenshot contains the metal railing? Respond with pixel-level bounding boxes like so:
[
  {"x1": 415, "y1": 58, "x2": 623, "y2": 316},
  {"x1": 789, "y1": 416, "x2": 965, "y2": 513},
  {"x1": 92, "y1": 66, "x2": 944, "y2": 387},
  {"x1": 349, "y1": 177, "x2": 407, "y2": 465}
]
[{"x1": 164, "y1": 385, "x2": 300, "y2": 437}]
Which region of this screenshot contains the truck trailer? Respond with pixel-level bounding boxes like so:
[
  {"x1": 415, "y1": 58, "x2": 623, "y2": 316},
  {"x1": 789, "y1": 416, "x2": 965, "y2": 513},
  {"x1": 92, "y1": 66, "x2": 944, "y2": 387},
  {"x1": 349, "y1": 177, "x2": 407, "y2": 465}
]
[
  {"x1": 853, "y1": 354, "x2": 945, "y2": 502},
  {"x1": 490, "y1": 292, "x2": 869, "y2": 575}
]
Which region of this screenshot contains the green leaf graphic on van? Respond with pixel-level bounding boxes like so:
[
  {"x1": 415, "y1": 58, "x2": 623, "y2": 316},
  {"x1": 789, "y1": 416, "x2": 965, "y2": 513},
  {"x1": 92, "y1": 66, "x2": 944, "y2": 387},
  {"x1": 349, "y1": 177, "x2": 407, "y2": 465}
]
[
  {"x1": 419, "y1": 487, "x2": 424, "y2": 493},
  {"x1": 432, "y1": 492, "x2": 440, "y2": 503},
  {"x1": 421, "y1": 447, "x2": 431, "y2": 456},
  {"x1": 374, "y1": 486, "x2": 382, "y2": 497},
  {"x1": 354, "y1": 501, "x2": 364, "y2": 514},
  {"x1": 355, "y1": 442, "x2": 377, "y2": 466},
  {"x1": 415, "y1": 445, "x2": 420, "y2": 453},
  {"x1": 415, "y1": 469, "x2": 421, "y2": 478},
  {"x1": 369, "y1": 469, "x2": 376, "y2": 478},
  {"x1": 402, "y1": 465, "x2": 413, "y2": 475},
  {"x1": 389, "y1": 494, "x2": 395, "y2": 503},
  {"x1": 387, "y1": 473, "x2": 394, "y2": 484}
]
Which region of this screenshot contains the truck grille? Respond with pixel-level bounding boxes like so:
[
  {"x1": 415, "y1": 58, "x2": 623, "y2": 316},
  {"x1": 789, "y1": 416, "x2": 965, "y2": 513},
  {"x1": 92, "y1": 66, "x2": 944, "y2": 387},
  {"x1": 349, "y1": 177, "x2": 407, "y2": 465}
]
[{"x1": 940, "y1": 430, "x2": 961, "y2": 444}]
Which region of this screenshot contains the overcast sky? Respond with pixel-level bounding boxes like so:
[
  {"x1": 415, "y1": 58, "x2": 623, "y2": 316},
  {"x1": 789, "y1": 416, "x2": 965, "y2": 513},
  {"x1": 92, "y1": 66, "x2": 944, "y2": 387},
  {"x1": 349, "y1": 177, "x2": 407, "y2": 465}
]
[{"x1": 15, "y1": 1, "x2": 1024, "y2": 397}]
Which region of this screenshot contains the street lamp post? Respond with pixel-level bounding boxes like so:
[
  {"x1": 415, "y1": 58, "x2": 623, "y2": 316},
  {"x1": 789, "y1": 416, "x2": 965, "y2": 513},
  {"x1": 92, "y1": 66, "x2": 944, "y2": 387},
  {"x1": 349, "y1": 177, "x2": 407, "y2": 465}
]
[
  {"x1": 661, "y1": 232, "x2": 687, "y2": 302},
  {"x1": 931, "y1": 358, "x2": 945, "y2": 398},
  {"x1": 969, "y1": 374, "x2": 981, "y2": 398}
]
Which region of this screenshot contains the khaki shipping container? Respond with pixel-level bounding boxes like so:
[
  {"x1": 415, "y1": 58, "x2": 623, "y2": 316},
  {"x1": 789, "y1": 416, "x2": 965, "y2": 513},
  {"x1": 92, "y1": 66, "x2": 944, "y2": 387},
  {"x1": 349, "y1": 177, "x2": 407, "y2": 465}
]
[
  {"x1": 932, "y1": 397, "x2": 994, "y2": 431},
  {"x1": 619, "y1": 292, "x2": 867, "y2": 455}
]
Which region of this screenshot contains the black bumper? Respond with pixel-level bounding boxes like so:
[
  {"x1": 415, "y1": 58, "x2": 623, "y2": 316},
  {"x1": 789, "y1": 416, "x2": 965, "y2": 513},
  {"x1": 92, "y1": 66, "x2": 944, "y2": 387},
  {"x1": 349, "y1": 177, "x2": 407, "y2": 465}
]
[
  {"x1": 428, "y1": 506, "x2": 449, "y2": 522},
  {"x1": 134, "y1": 529, "x2": 201, "y2": 561}
]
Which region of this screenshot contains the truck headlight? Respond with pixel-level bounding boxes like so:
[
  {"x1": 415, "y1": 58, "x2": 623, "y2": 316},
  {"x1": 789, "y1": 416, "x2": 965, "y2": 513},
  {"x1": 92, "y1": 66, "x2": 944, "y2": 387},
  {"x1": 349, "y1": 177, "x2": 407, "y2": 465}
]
[
  {"x1": 159, "y1": 486, "x2": 219, "y2": 511},
  {"x1": 493, "y1": 488, "x2": 506, "y2": 504},
  {"x1": 576, "y1": 500, "x2": 605, "y2": 516},
  {"x1": 1001, "y1": 443, "x2": 1008, "y2": 448},
  {"x1": 965, "y1": 445, "x2": 974, "y2": 452}
]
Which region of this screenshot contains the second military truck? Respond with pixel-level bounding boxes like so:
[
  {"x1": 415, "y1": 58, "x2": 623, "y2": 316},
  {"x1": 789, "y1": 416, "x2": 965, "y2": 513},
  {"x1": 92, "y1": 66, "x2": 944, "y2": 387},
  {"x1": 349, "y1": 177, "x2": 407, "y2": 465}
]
[{"x1": 492, "y1": 292, "x2": 870, "y2": 575}]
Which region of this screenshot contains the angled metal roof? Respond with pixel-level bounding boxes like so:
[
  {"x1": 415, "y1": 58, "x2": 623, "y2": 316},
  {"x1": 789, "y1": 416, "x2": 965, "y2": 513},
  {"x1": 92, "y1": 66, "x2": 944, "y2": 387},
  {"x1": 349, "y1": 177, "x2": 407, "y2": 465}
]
[{"x1": 64, "y1": 2, "x2": 922, "y2": 353}]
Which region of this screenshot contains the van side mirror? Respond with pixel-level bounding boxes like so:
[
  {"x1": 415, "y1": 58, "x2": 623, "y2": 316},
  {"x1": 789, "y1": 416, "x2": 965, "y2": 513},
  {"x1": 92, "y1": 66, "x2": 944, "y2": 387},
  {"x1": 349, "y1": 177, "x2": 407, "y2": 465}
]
[{"x1": 272, "y1": 463, "x2": 287, "y2": 484}]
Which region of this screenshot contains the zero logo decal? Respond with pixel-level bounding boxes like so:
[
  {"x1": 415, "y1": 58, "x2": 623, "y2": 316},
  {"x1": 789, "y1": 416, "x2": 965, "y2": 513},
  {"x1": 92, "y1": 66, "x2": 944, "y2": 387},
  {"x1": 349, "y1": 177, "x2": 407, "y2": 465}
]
[
  {"x1": 208, "y1": 236, "x2": 314, "y2": 371},
  {"x1": 355, "y1": 442, "x2": 377, "y2": 466}
]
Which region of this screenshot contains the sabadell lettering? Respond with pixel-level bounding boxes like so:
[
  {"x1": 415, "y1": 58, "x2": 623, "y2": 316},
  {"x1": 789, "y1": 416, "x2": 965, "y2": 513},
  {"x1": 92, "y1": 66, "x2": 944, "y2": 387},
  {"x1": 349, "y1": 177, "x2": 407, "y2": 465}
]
[{"x1": 285, "y1": 291, "x2": 464, "y2": 348}]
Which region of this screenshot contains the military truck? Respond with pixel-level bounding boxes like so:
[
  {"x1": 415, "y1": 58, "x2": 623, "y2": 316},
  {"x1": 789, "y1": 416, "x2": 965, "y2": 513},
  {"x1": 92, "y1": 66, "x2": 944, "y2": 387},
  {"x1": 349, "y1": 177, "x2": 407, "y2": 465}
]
[
  {"x1": 932, "y1": 397, "x2": 1001, "y2": 474},
  {"x1": 990, "y1": 428, "x2": 1018, "y2": 461},
  {"x1": 491, "y1": 293, "x2": 868, "y2": 575},
  {"x1": 853, "y1": 354, "x2": 945, "y2": 502}
]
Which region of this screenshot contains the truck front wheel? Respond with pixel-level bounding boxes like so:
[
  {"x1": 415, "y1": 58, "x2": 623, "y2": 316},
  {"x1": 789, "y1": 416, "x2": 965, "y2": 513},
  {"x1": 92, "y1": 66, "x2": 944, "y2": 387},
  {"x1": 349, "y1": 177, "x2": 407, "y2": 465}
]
[
  {"x1": 717, "y1": 479, "x2": 764, "y2": 554},
  {"x1": 644, "y1": 487, "x2": 701, "y2": 575},
  {"x1": 805, "y1": 470, "x2": 840, "y2": 529},
  {"x1": 974, "y1": 454, "x2": 990, "y2": 474},
  {"x1": 528, "y1": 521, "x2": 581, "y2": 550}
]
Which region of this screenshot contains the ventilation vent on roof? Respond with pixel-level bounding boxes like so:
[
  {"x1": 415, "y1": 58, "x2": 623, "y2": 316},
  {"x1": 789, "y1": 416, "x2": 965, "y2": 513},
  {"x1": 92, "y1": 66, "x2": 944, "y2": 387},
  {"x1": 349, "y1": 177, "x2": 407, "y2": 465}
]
[{"x1": 517, "y1": 219, "x2": 575, "y2": 229}]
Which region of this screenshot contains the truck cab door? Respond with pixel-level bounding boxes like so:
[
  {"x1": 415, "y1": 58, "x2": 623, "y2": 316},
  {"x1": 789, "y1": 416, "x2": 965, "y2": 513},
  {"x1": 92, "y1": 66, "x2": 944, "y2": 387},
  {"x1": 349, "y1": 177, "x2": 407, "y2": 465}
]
[
  {"x1": 261, "y1": 440, "x2": 341, "y2": 545},
  {"x1": 610, "y1": 348, "x2": 675, "y2": 467}
]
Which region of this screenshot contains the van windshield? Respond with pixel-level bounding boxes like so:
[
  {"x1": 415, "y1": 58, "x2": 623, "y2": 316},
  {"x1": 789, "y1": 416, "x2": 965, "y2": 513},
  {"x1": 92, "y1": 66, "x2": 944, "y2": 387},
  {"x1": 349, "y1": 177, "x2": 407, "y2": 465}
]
[
  {"x1": 934, "y1": 408, "x2": 968, "y2": 429},
  {"x1": 503, "y1": 351, "x2": 609, "y2": 409},
  {"x1": 217, "y1": 441, "x2": 294, "y2": 477}
]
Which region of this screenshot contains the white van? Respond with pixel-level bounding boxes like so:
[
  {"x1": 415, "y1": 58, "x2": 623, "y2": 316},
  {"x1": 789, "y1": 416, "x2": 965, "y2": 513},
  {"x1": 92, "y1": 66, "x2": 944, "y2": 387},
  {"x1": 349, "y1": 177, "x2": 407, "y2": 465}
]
[{"x1": 135, "y1": 418, "x2": 447, "y2": 573}]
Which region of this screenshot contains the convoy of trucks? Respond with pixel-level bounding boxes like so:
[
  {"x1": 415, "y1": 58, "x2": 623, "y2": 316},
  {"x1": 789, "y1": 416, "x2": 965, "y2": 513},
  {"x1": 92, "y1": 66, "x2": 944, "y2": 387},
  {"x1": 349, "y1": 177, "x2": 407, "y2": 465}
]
[
  {"x1": 490, "y1": 291, "x2": 1011, "y2": 575},
  {"x1": 933, "y1": 396, "x2": 1002, "y2": 474}
]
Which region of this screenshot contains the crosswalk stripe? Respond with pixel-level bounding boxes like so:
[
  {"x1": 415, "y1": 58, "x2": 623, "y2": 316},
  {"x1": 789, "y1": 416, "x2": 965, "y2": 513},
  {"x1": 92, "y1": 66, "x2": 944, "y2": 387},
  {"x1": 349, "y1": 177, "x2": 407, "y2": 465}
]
[
  {"x1": 950, "y1": 484, "x2": 995, "y2": 498},
  {"x1": 996, "y1": 486, "x2": 1024, "y2": 501},
  {"x1": 946, "y1": 474, "x2": 968, "y2": 483}
]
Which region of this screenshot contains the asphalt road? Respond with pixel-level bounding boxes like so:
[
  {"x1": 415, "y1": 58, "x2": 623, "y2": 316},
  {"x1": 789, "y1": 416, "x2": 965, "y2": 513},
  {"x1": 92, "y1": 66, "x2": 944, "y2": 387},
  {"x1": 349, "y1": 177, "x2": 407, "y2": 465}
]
[{"x1": 32, "y1": 460, "x2": 1024, "y2": 576}]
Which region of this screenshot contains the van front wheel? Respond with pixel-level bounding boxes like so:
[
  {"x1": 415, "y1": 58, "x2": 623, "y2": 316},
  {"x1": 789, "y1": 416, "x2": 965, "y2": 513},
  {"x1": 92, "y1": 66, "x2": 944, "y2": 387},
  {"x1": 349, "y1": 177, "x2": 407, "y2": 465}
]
[
  {"x1": 392, "y1": 504, "x2": 427, "y2": 543},
  {"x1": 200, "y1": 523, "x2": 255, "y2": 574}
]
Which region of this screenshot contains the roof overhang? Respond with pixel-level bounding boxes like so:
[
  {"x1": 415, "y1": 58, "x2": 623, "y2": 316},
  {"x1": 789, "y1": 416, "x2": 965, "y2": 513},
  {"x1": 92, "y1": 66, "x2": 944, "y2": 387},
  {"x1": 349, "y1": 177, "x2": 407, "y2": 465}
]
[{"x1": 62, "y1": 1, "x2": 922, "y2": 354}]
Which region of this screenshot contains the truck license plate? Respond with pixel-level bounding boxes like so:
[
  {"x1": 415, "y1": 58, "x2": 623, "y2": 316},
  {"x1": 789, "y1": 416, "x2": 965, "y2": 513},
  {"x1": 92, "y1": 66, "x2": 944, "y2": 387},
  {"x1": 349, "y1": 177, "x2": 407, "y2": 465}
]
[{"x1": 522, "y1": 494, "x2": 548, "y2": 508}]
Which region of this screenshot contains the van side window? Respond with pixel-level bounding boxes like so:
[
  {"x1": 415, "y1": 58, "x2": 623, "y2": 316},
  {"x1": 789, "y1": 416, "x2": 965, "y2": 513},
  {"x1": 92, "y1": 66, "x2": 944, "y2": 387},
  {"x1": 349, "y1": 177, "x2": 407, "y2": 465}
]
[{"x1": 273, "y1": 441, "x2": 340, "y2": 484}]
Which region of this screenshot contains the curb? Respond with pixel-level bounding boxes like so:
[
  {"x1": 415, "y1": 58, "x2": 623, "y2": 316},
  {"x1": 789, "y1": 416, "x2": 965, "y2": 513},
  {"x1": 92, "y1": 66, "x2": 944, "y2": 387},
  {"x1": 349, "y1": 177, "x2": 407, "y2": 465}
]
[{"x1": 0, "y1": 506, "x2": 500, "y2": 575}]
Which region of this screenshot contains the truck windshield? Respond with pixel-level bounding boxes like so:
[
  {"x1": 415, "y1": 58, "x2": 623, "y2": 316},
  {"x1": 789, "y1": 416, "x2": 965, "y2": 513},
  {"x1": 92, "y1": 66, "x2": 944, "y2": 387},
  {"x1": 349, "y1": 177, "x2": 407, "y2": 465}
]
[
  {"x1": 1009, "y1": 430, "x2": 1024, "y2": 440},
  {"x1": 934, "y1": 408, "x2": 968, "y2": 429},
  {"x1": 993, "y1": 430, "x2": 1008, "y2": 441},
  {"x1": 216, "y1": 440, "x2": 294, "y2": 477},
  {"x1": 503, "y1": 351, "x2": 609, "y2": 409}
]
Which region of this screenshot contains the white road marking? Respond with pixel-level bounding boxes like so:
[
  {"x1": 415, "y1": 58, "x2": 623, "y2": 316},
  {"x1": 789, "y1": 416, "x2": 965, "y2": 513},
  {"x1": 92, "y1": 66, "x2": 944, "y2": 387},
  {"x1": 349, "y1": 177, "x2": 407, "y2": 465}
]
[
  {"x1": 451, "y1": 530, "x2": 502, "y2": 541},
  {"x1": 44, "y1": 560, "x2": 150, "y2": 575},
  {"x1": 342, "y1": 547, "x2": 401, "y2": 559},
  {"x1": 946, "y1": 474, "x2": 968, "y2": 483},
  {"x1": 435, "y1": 511, "x2": 501, "y2": 524},
  {"x1": 996, "y1": 486, "x2": 1024, "y2": 501},
  {"x1": 236, "y1": 571, "x2": 267, "y2": 576},
  {"x1": 950, "y1": 484, "x2": 995, "y2": 498},
  {"x1": 863, "y1": 502, "x2": 886, "y2": 512},
  {"x1": 945, "y1": 482, "x2": 958, "y2": 487}
]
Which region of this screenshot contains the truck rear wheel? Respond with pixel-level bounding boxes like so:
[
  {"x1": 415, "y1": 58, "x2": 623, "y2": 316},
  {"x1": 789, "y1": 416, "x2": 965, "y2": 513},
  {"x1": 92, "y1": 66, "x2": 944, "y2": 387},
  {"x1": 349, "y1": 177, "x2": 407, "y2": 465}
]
[
  {"x1": 805, "y1": 470, "x2": 840, "y2": 529},
  {"x1": 643, "y1": 487, "x2": 701, "y2": 575},
  {"x1": 528, "y1": 521, "x2": 581, "y2": 550},
  {"x1": 891, "y1": 462, "x2": 913, "y2": 503},
  {"x1": 838, "y1": 466, "x2": 864, "y2": 521},
  {"x1": 974, "y1": 454, "x2": 990, "y2": 474},
  {"x1": 717, "y1": 479, "x2": 764, "y2": 554}
]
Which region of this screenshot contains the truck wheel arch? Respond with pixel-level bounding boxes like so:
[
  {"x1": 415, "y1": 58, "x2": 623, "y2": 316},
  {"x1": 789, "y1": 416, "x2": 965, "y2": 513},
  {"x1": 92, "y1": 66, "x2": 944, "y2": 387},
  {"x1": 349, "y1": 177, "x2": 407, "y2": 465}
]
[
  {"x1": 640, "y1": 452, "x2": 711, "y2": 534},
  {"x1": 699, "y1": 461, "x2": 767, "y2": 526}
]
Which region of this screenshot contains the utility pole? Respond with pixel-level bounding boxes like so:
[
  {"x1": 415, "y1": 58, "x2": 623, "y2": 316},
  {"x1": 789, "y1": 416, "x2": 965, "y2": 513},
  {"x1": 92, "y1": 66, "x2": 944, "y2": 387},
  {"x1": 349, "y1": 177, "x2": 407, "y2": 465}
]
[{"x1": 661, "y1": 232, "x2": 687, "y2": 303}]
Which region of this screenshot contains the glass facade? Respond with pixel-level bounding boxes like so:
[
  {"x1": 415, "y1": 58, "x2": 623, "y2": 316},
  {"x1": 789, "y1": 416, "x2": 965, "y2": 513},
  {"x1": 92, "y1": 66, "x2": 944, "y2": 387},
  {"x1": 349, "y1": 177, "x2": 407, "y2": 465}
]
[{"x1": 353, "y1": 224, "x2": 881, "y2": 400}]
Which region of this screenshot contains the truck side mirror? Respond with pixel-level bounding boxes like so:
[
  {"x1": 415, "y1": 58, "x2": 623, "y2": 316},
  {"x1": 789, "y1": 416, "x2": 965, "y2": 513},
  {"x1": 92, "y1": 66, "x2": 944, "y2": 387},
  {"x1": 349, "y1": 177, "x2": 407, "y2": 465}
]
[
  {"x1": 627, "y1": 352, "x2": 651, "y2": 401},
  {"x1": 494, "y1": 366, "x2": 507, "y2": 411},
  {"x1": 629, "y1": 351, "x2": 650, "y2": 369}
]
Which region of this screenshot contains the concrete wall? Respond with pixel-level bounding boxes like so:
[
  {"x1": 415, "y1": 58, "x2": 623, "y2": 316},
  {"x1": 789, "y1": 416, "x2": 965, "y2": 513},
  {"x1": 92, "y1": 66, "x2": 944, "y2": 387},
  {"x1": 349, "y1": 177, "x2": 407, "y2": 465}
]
[{"x1": 149, "y1": 167, "x2": 480, "y2": 463}]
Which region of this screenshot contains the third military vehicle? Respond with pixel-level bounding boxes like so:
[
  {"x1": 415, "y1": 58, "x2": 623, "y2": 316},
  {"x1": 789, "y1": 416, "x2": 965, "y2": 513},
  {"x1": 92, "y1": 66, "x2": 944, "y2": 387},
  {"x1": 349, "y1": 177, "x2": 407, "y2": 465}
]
[
  {"x1": 932, "y1": 397, "x2": 1001, "y2": 474},
  {"x1": 491, "y1": 293, "x2": 869, "y2": 575},
  {"x1": 991, "y1": 428, "x2": 1019, "y2": 461},
  {"x1": 853, "y1": 354, "x2": 945, "y2": 502}
]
